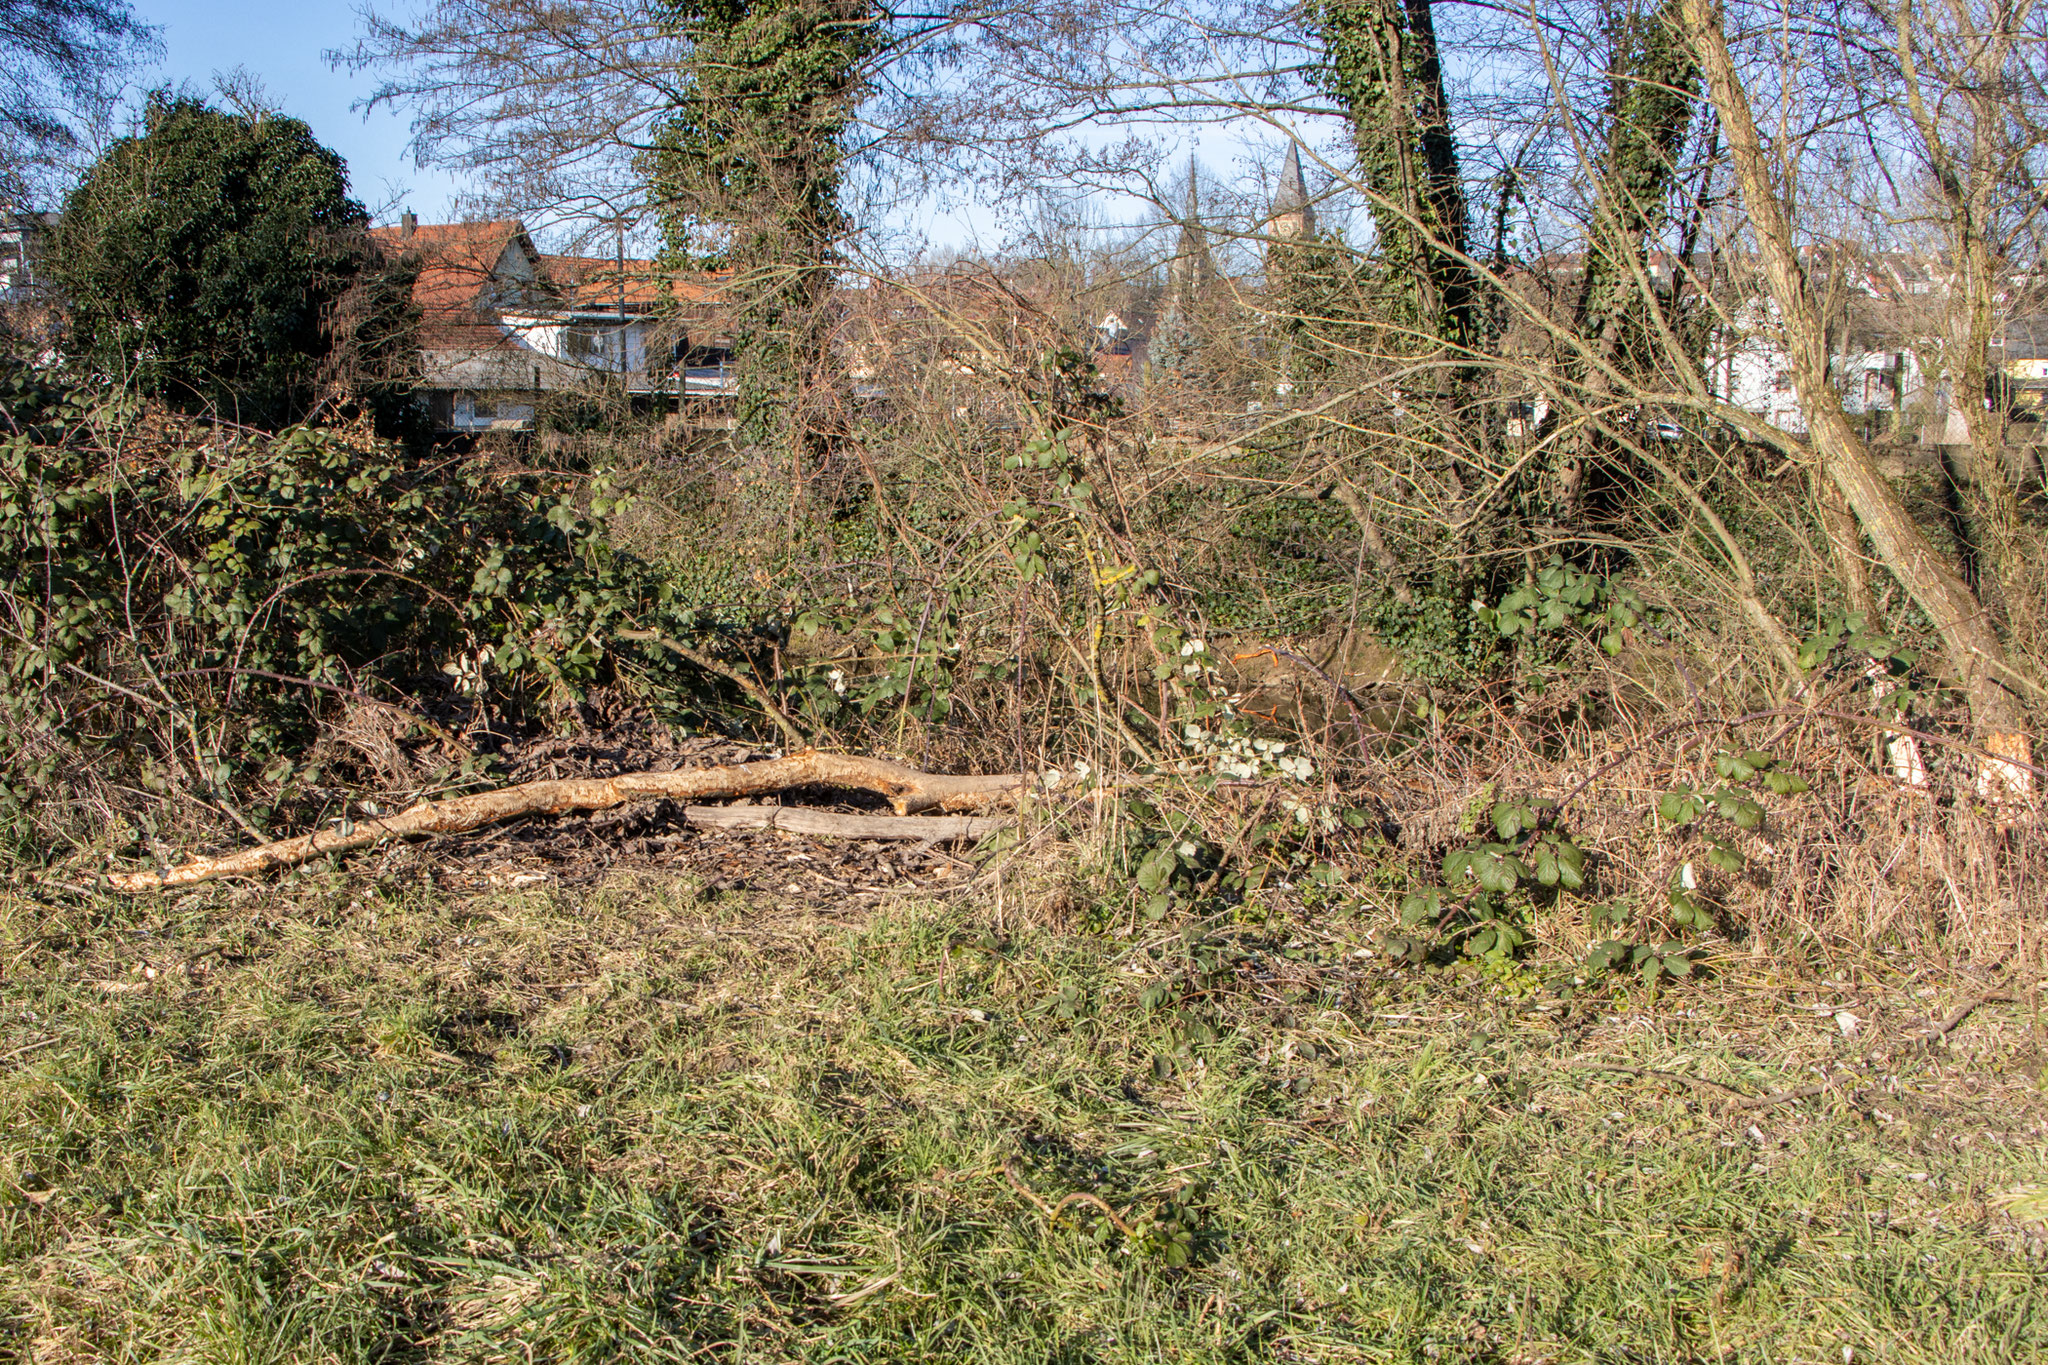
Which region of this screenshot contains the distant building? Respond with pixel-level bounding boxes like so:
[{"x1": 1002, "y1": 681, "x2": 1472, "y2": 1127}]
[
  {"x1": 369, "y1": 214, "x2": 735, "y2": 432},
  {"x1": 1268, "y1": 143, "x2": 1314, "y2": 242},
  {"x1": 1998, "y1": 314, "x2": 2048, "y2": 420},
  {"x1": 0, "y1": 212, "x2": 57, "y2": 298},
  {"x1": 0, "y1": 212, "x2": 62, "y2": 358}
]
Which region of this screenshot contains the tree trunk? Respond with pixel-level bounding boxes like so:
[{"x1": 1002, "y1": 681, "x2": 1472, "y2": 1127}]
[
  {"x1": 1683, "y1": 0, "x2": 2032, "y2": 797},
  {"x1": 1813, "y1": 473, "x2": 1873, "y2": 620}
]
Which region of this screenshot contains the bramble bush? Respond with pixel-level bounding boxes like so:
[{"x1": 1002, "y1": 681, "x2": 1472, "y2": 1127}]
[{"x1": 0, "y1": 371, "x2": 725, "y2": 843}]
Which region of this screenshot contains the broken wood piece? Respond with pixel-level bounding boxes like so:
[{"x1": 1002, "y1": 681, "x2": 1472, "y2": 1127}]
[
  {"x1": 682, "y1": 806, "x2": 1008, "y2": 841},
  {"x1": 105, "y1": 750, "x2": 1027, "y2": 892}
]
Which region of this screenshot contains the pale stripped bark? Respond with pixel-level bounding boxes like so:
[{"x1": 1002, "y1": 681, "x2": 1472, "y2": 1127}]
[
  {"x1": 681, "y1": 806, "x2": 1009, "y2": 839},
  {"x1": 107, "y1": 751, "x2": 1027, "y2": 892},
  {"x1": 1683, "y1": 0, "x2": 2033, "y2": 796}
]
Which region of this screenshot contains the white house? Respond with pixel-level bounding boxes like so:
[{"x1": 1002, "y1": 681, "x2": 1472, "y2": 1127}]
[{"x1": 370, "y1": 216, "x2": 736, "y2": 432}]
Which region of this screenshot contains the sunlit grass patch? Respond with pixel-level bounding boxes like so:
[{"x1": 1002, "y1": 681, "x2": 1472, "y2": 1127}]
[{"x1": 2, "y1": 879, "x2": 2043, "y2": 1362}]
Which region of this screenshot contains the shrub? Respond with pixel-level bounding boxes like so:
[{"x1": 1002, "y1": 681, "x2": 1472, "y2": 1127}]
[{"x1": 0, "y1": 374, "x2": 715, "y2": 843}]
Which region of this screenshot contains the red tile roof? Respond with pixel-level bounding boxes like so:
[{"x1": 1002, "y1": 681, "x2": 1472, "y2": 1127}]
[
  {"x1": 371, "y1": 220, "x2": 532, "y2": 314},
  {"x1": 543, "y1": 254, "x2": 661, "y2": 311},
  {"x1": 371, "y1": 221, "x2": 734, "y2": 357}
]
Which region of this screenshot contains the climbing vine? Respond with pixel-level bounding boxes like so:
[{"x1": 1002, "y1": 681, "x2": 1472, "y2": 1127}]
[{"x1": 646, "y1": 0, "x2": 880, "y2": 454}]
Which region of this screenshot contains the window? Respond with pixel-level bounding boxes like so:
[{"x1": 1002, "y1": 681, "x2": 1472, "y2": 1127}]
[{"x1": 453, "y1": 393, "x2": 535, "y2": 428}]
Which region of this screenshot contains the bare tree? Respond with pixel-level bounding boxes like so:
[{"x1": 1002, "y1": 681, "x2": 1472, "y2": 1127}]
[
  {"x1": 0, "y1": 0, "x2": 158, "y2": 205},
  {"x1": 1876, "y1": 0, "x2": 2048, "y2": 607},
  {"x1": 1682, "y1": 0, "x2": 2034, "y2": 792}
]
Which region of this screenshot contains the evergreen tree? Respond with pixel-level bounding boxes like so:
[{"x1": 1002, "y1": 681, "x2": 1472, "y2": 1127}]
[{"x1": 52, "y1": 96, "x2": 384, "y2": 428}]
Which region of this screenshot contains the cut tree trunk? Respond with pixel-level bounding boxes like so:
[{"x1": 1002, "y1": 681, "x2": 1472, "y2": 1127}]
[{"x1": 106, "y1": 751, "x2": 1027, "y2": 892}]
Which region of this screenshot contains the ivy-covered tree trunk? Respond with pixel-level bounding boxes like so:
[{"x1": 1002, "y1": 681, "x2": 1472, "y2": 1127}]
[
  {"x1": 1314, "y1": 0, "x2": 1480, "y2": 354},
  {"x1": 646, "y1": 0, "x2": 879, "y2": 478}
]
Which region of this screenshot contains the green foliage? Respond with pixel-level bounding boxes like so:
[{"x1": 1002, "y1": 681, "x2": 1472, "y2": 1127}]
[
  {"x1": 0, "y1": 376, "x2": 715, "y2": 824},
  {"x1": 51, "y1": 95, "x2": 401, "y2": 431},
  {"x1": 1472, "y1": 553, "x2": 1647, "y2": 657},
  {"x1": 1585, "y1": 936, "x2": 1694, "y2": 983},
  {"x1": 1265, "y1": 231, "x2": 1364, "y2": 384},
  {"x1": 1369, "y1": 590, "x2": 1501, "y2": 683},
  {"x1": 1626, "y1": 746, "x2": 1811, "y2": 954},
  {"x1": 1798, "y1": 610, "x2": 1921, "y2": 700},
  {"x1": 1390, "y1": 795, "x2": 1591, "y2": 968}
]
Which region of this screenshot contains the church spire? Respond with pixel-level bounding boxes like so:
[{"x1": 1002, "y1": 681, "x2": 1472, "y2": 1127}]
[
  {"x1": 1270, "y1": 141, "x2": 1314, "y2": 240},
  {"x1": 1169, "y1": 155, "x2": 1212, "y2": 293}
]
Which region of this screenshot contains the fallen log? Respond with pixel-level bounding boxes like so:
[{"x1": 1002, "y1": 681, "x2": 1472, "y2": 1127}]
[
  {"x1": 682, "y1": 806, "x2": 1008, "y2": 841},
  {"x1": 105, "y1": 750, "x2": 1027, "y2": 893}
]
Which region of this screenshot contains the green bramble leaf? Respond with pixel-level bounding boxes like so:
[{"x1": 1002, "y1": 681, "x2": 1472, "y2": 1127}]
[{"x1": 1704, "y1": 840, "x2": 1744, "y2": 874}]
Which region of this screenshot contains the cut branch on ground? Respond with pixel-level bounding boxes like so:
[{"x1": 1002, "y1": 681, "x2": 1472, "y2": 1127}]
[{"x1": 102, "y1": 751, "x2": 1027, "y2": 892}]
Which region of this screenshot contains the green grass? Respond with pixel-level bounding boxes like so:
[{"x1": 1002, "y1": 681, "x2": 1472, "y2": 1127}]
[{"x1": 2, "y1": 870, "x2": 2044, "y2": 1362}]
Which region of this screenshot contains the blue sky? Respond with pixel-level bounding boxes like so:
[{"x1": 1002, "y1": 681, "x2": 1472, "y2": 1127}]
[
  {"x1": 119, "y1": 3, "x2": 1285, "y2": 253},
  {"x1": 129, "y1": 1, "x2": 470, "y2": 226}
]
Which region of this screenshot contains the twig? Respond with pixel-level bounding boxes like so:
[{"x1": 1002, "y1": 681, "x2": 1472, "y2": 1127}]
[
  {"x1": 619, "y1": 630, "x2": 807, "y2": 749},
  {"x1": 1002, "y1": 1160, "x2": 1057, "y2": 1219},
  {"x1": 1050, "y1": 1192, "x2": 1138, "y2": 1237},
  {"x1": 1002, "y1": 1161, "x2": 1137, "y2": 1236}
]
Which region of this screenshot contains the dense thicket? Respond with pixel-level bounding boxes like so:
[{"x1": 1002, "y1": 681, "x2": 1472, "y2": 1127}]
[{"x1": 0, "y1": 371, "x2": 736, "y2": 847}]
